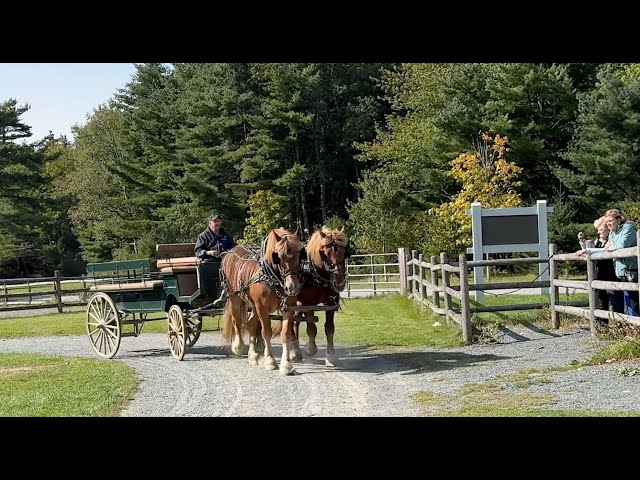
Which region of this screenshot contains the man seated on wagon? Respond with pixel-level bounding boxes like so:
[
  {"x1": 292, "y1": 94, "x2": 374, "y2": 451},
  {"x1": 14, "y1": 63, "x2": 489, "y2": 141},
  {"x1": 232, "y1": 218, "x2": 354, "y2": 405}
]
[
  {"x1": 194, "y1": 213, "x2": 236, "y2": 262},
  {"x1": 194, "y1": 213, "x2": 236, "y2": 307}
]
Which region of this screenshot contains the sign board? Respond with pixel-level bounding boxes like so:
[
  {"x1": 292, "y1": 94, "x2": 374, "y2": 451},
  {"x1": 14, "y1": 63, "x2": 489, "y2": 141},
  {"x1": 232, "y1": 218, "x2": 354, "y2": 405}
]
[
  {"x1": 481, "y1": 215, "x2": 539, "y2": 245},
  {"x1": 466, "y1": 200, "x2": 553, "y2": 300}
]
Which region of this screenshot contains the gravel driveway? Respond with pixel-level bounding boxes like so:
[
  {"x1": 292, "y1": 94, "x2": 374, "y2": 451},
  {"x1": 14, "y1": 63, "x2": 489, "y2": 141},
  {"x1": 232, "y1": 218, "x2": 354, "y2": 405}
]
[{"x1": 1, "y1": 324, "x2": 639, "y2": 416}]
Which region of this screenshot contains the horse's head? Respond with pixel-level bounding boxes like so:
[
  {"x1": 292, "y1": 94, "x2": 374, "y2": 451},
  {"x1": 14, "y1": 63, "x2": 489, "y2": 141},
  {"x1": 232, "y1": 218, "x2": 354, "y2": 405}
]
[
  {"x1": 307, "y1": 226, "x2": 350, "y2": 292},
  {"x1": 266, "y1": 228, "x2": 305, "y2": 296}
]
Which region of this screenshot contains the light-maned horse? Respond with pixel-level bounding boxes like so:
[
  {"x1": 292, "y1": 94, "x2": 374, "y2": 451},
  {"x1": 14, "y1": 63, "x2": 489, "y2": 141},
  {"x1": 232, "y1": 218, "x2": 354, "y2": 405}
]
[
  {"x1": 220, "y1": 228, "x2": 305, "y2": 375},
  {"x1": 291, "y1": 226, "x2": 350, "y2": 366}
]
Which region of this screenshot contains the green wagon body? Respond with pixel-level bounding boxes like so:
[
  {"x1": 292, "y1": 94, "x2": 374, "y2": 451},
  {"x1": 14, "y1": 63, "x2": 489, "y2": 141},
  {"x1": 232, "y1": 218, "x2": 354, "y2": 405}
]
[{"x1": 84, "y1": 250, "x2": 222, "y2": 360}]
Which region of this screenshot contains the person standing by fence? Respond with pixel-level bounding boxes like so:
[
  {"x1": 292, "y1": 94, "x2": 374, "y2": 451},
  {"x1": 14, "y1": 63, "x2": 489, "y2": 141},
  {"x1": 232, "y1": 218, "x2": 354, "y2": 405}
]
[
  {"x1": 576, "y1": 216, "x2": 624, "y2": 318},
  {"x1": 604, "y1": 209, "x2": 638, "y2": 316}
]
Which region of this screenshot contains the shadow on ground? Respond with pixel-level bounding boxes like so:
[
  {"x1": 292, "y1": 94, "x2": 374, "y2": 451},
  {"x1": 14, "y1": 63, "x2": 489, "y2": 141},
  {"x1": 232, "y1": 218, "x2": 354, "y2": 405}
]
[
  {"x1": 119, "y1": 340, "x2": 512, "y2": 376},
  {"x1": 114, "y1": 320, "x2": 582, "y2": 374}
]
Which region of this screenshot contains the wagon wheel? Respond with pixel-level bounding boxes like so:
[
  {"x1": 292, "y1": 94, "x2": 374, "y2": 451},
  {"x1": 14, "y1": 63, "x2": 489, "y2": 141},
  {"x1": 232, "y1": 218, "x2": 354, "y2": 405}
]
[
  {"x1": 185, "y1": 312, "x2": 202, "y2": 349},
  {"x1": 168, "y1": 304, "x2": 187, "y2": 361},
  {"x1": 86, "y1": 293, "x2": 122, "y2": 359}
]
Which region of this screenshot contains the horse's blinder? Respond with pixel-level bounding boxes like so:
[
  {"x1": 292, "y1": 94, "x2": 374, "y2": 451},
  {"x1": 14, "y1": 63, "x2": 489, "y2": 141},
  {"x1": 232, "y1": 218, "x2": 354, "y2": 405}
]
[{"x1": 320, "y1": 242, "x2": 347, "y2": 273}]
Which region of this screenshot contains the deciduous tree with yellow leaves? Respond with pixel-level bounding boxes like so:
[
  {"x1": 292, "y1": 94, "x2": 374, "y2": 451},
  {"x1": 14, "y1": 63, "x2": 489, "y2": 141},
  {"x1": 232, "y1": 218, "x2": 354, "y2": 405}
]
[{"x1": 428, "y1": 133, "x2": 523, "y2": 253}]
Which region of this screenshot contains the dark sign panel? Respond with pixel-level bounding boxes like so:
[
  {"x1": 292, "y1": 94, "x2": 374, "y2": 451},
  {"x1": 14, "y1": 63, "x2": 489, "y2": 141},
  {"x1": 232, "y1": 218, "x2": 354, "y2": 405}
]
[{"x1": 481, "y1": 215, "x2": 539, "y2": 245}]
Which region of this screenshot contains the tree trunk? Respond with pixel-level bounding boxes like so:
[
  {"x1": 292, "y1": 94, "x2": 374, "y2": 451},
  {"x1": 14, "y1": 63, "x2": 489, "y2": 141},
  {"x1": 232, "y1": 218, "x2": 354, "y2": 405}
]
[
  {"x1": 314, "y1": 115, "x2": 327, "y2": 221},
  {"x1": 293, "y1": 142, "x2": 309, "y2": 236},
  {"x1": 300, "y1": 184, "x2": 310, "y2": 235}
]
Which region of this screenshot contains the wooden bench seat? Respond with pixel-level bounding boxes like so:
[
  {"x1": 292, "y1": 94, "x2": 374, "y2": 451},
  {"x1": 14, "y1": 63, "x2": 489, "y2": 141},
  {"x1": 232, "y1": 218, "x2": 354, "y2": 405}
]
[
  {"x1": 156, "y1": 256, "x2": 200, "y2": 269},
  {"x1": 159, "y1": 266, "x2": 198, "y2": 274},
  {"x1": 89, "y1": 280, "x2": 164, "y2": 292}
]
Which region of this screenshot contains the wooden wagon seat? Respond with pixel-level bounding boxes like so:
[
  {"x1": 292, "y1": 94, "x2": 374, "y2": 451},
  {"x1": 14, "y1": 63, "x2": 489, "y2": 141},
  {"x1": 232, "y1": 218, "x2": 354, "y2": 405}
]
[
  {"x1": 156, "y1": 256, "x2": 201, "y2": 274},
  {"x1": 90, "y1": 280, "x2": 164, "y2": 291}
]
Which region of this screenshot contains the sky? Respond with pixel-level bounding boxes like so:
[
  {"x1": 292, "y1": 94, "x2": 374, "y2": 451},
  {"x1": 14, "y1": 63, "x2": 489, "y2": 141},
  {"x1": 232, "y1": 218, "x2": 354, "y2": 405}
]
[{"x1": 0, "y1": 63, "x2": 138, "y2": 142}]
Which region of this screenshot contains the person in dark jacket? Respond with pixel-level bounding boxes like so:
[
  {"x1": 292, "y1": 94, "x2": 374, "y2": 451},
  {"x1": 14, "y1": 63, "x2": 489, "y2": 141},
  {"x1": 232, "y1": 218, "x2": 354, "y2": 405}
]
[{"x1": 194, "y1": 213, "x2": 236, "y2": 263}]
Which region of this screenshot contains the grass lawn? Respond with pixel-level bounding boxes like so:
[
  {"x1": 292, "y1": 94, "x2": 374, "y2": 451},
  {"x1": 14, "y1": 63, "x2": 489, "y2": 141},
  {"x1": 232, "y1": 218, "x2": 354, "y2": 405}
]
[
  {"x1": 0, "y1": 353, "x2": 137, "y2": 416},
  {"x1": 1, "y1": 293, "x2": 639, "y2": 417}
]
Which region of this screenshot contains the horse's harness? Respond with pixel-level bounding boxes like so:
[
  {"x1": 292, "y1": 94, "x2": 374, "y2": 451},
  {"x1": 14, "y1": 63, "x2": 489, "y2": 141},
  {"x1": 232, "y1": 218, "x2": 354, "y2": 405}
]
[
  {"x1": 302, "y1": 240, "x2": 347, "y2": 299},
  {"x1": 222, "y1": 238, "x2": 303, "y2": 311},
  {"x1": 220, "y1": 236, "x2": 346, "y2": 310}
]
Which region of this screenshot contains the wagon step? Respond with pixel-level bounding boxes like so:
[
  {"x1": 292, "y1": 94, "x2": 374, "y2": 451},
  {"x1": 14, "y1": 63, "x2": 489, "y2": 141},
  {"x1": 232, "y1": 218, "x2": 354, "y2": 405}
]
[
  {"x1": 269, "y1": 314, "x2": 318, "y2": 323},
  {"x1": 197, "y1": 308, "x2": 224, "y2": 317},
  {"x1": 121, "y1": 332, "x2": 142, "y2": 338}
]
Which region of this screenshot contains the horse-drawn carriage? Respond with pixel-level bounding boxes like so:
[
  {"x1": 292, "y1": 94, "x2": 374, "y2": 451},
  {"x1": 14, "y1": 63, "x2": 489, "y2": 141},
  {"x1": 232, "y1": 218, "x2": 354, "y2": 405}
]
[
  {"x1": 84, "y1": 243, "x2": 221, "y2": 360},
  {"x1": 85, "y1": 227, "x2": 349, "y2": 375}
]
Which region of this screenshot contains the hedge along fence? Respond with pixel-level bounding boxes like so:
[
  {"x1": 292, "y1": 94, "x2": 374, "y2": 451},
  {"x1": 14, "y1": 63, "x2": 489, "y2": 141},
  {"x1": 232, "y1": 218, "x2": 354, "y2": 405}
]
[
  {"x1": 549, "y1": 230, "x2": 640, "y2": 336},
  {"x1": 398, "y1": 248, "x2": 587, "y2": 344}
]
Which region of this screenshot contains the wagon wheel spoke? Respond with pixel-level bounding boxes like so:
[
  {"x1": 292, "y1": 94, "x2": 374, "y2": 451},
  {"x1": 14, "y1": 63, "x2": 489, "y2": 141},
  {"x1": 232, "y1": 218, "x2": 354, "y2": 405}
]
[
  {"x1": 98, "y1": 331, "x2": 106, "y2": 354},
  {"x1": 103, "y1": 331, "x2": 114, "y2": 352},
  {"x1": 87, "y1": 313, "x2": 101, "y2": 327},
  {"x1": 88, "y1": 324, "x2": 101, "y2": 336},
  {"x1": 89, "y1": 303, "x2": 102, "y2": 322}
]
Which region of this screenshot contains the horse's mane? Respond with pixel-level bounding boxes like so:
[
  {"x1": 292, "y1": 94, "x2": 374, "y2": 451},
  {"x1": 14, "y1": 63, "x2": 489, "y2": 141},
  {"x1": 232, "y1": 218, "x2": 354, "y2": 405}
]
[
  {"x1": 264, "y1": 227, "x2": 303, "y2": 261},
  {"x1": 307, "y1": 227, "x2": 347, "y2": 268}
]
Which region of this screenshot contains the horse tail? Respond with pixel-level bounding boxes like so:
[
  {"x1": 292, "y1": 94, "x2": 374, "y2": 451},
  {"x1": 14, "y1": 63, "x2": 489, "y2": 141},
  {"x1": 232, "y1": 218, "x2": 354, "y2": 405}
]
[
  {"x1": 255, "y1": 319, "x2": 265, "y2": 354},
  {"x1": 271, "y1": 320, "x2": 282, "y2": 336},
  {"x1": 220, "y1": 299, "x2": 236, "y2": 349}
]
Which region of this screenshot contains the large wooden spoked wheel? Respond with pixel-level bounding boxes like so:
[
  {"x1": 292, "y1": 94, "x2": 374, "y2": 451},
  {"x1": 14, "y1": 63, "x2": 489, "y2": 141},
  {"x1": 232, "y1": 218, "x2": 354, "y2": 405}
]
[
  {"x1": 185, "y1": 313, "x2": 202, "y2": 349},
  {"x1": 86, "y1": 293, "x2": 122, "y2": 359},
  {"x1": 168, "y1": 304, "x2": 187, "y2": 361}
]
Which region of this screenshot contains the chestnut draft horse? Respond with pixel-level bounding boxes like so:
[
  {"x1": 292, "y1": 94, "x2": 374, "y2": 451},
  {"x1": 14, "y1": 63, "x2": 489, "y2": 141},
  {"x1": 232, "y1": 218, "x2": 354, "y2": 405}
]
[
  {"x1": 290, "y1": 226, "x2": 350, "y2": 367},
  {"x1": 219, "y1": 228, "x2": 305, "y2": 375}
]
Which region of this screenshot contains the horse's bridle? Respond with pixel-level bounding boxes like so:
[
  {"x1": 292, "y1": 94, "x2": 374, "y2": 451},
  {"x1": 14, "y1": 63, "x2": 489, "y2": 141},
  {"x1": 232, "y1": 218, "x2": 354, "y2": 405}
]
[{"x1": 317, "y1": 242, "x2": 347, "y2": 291}]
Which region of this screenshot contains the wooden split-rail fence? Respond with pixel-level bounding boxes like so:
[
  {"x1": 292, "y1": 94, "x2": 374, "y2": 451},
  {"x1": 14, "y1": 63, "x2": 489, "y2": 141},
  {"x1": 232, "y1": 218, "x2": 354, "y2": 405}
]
[{"x1": 399, "y1": 230, "x2": 640, "y2": 343}]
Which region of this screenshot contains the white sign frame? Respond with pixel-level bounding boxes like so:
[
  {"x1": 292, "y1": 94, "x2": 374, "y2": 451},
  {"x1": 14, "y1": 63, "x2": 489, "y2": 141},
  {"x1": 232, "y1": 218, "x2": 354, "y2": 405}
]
[{"x1": 466, "y1": 200, "x2": 553, "y2": 301}]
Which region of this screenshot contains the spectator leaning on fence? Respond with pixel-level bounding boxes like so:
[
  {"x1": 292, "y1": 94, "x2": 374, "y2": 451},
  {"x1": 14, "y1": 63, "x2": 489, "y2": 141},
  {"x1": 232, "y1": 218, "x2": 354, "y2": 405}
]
[
  {"x1": 604, "y1": 209, "x2": 639, "y2": 316},
  {"x1": 576, "y1": 216, "x2": 624, "y2": 317}
]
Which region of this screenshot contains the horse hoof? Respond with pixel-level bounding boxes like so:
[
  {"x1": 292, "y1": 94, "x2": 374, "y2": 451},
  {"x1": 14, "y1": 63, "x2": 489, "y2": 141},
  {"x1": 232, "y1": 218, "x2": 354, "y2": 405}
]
[
  {"x1": 305, "y1": 344, "x2": 318, "y2": 357},
  {"x1": 264, "y1": 357, "x2": 278, "y2": 370},
  {"x1": 289, "y1": 349, "x2": 302, "y2": 363},
  {"x1": 325, "y1": 356, "x2": 338, "y2": 367},
  {"x1": 280, "y1": 362, "x2": 295, "y2": 375},
  {"x1": 248, "y1": 354, "x2": 259, "y2": 366}
]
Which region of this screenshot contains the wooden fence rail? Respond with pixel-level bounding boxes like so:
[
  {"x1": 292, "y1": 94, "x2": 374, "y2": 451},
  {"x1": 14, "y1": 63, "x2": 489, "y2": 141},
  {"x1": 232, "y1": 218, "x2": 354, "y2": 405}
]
[{"x1": 0, "y1": 271, "x2": 101, "y2": 314}]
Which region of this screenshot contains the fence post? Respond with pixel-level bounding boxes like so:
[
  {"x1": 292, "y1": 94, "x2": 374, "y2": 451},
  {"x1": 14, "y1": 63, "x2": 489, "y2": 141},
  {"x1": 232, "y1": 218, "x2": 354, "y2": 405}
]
[
  {"x1": 28, "y1": 281, "x2": 32, "y2": 305},
  {"x1": 586, "y1": 252, "x2": 596, "y2": 338},
  {"x1": 54, "y1": 270, "x2": 63, "y2": 314},
  {"x1": 637, "y1": 231, "x2": 640, "y2": 315},
  {"x1": 418, "y1": 253, "x2": 424, "y2": 300},
  {"x1": 411, "y1": 250, "x2": 418, "y2": 297},
  {"x1": 398, "y1": 248, "x2": 408, "y2": 294},
  {"x1": 383, "y1": 256, "x2": 389, "y2": 283},
  {"x1": 430, "y1": 255, "x2": 440, "y2": 308},
  {"x1": 440, "y1": 252, "x2": 451, "y2": 321},
  {"x1": 346, "y1": 259, "x2": 351, "y2": 299},
  {"x1": 2, "y1": 280, "x2": 7, "y2": 307},
  {"x1": 370, "y1": 255, "x2": 377, "y2": 296},
  {"x1": 549, "y1": 244, "x2": 558, "y2": 329},
  {"x1": 537, "y1": 200, "x2": 550, "y2": 295},
  {"x1": 459, "y1": 253, "x2": 472, "y2": 344},
  {"x1": 471, "y1": 202, "x2": 484, "y2": 302}
]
